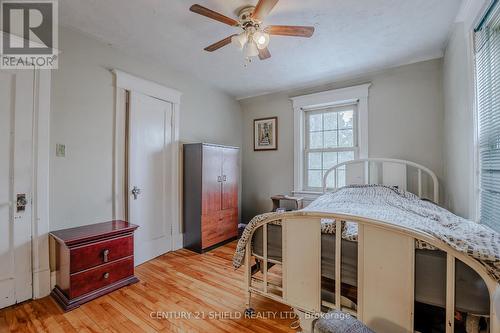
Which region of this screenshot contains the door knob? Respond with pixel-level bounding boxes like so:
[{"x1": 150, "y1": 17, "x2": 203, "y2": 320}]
[{"x1": 131, "y1": 186, "x2": 142, "y2": 200}]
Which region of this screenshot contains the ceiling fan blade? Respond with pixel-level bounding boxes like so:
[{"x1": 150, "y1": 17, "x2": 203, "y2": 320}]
[
  {"x1": 252, "y1": 0, "x2": 279, "y2": 21},
  {"x1": 204, "y1": 35, "x2": 237, "y2": 52},
  {"x1": 190, "y1": 4, "x2": 239, "y2": 26},
  {"x1": 258, "y1": 47, "x2": 271, "y2": 60},
  {"x1": 264, "y1": 25, "x2": 315, "y2": 37}
]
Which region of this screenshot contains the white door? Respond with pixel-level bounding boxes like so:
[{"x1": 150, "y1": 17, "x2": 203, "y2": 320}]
[
  {"x1": 128, "y1": 91, "x2": 173, "y2": 266},
  {"x1": 0, "y1": 69, "x2": 34, "y2": 307}
]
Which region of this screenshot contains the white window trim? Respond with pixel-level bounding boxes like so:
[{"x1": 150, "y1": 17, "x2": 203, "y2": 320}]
[
  {"x1": 458, "y1": 0, "x2": 493, "y2": 222},
  {"x1": 290, "y1": 83, "x2": 371, "y2": 196}
]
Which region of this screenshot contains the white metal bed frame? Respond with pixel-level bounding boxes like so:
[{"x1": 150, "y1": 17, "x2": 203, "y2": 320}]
[
  {"x1": 322, "y1": 158, "x2": 439, "y2": 202},
  {"x1": 243, "y1": 158, "x2": 499, "y2": 333}
]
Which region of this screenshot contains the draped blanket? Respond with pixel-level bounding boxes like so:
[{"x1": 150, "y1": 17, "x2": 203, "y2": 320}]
[{"x1": 233, "y1": 185, "x2": 500, "y2": 282}]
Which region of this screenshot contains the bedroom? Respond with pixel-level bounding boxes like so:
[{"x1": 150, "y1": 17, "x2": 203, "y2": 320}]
[{"x1": 0, "y1": 0, "x2": 498, "y2": 332}]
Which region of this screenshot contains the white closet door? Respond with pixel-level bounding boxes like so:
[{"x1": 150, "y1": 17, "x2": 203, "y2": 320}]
[
  {"x1": 0, "y1": 69, "x2": 34, "y2": 308},
  {"x1": 128, "y1": 91, "x2": 173, "y2": 266}
]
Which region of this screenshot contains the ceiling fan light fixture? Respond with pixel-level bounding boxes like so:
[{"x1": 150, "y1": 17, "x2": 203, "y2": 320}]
[
  {"x1": 231, "y1": 32, "x2": 248, "y2": 50},
  {"x1": 190, "y1": 1, "x2": 315, "y2": 62},
  {"x1": 253, "y1": 31, "x2": 270, "y2": 49},
  {"x1": 244, "y1": 41, "x2": 259, "y2": 57}
]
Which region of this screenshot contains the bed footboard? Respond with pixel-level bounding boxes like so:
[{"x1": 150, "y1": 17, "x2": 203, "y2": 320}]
[{"x1": 243, "y1": 212, "x2": 500, "y2": 333}]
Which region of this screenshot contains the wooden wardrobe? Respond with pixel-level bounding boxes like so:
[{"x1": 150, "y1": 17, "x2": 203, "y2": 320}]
[{"x1": 183, "y1": 143, "x2": 239, "y2": 253}]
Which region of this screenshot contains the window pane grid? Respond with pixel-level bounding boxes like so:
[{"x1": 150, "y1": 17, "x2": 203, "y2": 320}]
[
  {"x1": 304, "y1": 106, "x2": 357, "y2": 189},
  {"x1": 305, "y1": 149, "x2": 356, "y2": 189},
  {"x1": 306, "y1": 111, "x2": 356, "y2": 149}
]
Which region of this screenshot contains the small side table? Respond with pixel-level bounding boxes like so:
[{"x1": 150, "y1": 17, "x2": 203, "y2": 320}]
[
  {"x1": 50, "y1": 220, "x2": 139, "y2": 311},
  {"x1": 271, "y1": 195, "x2": 304, "y2": 212}
]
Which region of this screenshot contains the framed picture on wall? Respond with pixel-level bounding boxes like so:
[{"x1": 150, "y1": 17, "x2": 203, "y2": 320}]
[{"x1": 254, "y1": 117, "x2": 278, "y2": 151}]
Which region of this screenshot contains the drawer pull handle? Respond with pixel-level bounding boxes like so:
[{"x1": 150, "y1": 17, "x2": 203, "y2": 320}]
[
  {"x1": 103, "y1": 249, "x2": 110, "y2": 262},
  {"x1": 103, "y1": 272, "x2": 109, "y2": 279}
]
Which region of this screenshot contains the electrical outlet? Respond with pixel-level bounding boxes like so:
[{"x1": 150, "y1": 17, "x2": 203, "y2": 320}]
[{"x1": 56, "y1": 144, "x2": 66, "y2": 157}]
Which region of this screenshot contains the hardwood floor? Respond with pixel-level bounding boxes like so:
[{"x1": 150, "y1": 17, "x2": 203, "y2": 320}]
[{"x1": 0, "y1": 241, "x2": 296, "y2": 333}]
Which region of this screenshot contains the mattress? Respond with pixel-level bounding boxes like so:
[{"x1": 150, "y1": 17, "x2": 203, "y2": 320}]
[{"x1": 252, "y1": 224, "x2": 490, "y2": 315}]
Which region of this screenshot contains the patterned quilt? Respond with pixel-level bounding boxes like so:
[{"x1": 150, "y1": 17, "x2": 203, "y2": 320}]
[{"x1": 233, "y1": 185, "x2": 500, "y2": 282}]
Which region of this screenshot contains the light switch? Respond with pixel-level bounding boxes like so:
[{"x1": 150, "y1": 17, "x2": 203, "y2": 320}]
[{"x1": 56, "y1": 143, "x2": 66, "y2": 157}]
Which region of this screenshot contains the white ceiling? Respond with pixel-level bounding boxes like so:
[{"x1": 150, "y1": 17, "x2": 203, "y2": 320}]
[{"x1": 60, "y1": 0, "x2": 462, "y2": 99}]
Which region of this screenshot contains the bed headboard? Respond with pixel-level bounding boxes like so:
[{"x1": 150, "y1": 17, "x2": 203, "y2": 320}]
[{"x1": 322, "y1": 158, "x2": 439, "y2": 203}]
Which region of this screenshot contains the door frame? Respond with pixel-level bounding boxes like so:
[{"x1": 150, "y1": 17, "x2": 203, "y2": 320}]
[
  {"x1": 112, "y1": 69, "x2": 183, "y2": 251},
  {"x1": 32, "y1": 69, "x2": 52, "y2": 299},
  {"x1": 1, "y1": 68, "x2": 52, "y2": 301}
]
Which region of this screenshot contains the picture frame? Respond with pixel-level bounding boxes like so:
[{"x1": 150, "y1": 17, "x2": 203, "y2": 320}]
[{"x1": 254, "y1": 116, "x2": 278, "y2": 151}]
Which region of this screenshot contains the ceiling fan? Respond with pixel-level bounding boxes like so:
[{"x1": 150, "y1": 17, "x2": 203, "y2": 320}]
[{"x1": 190, "y1": 0, "x2": 315, "y2": 61}]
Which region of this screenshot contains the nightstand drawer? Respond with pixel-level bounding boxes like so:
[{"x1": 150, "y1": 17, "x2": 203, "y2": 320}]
[
  {"x1": 70, "y1": 235, "x2": 134, "y2": 273},
  {"x1": 69, "y1": 256, "x2": 134, "y2": 298}
]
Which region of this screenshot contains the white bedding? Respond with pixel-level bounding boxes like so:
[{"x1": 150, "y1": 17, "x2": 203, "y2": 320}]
[{"x1": 233, "y1": 185, "x2": 500, "y2": 282}]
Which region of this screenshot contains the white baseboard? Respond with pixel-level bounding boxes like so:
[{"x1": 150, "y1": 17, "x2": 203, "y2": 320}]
[
  {"x1": 50, "y1": 271, "x2": 56, "y2": 290},
  {"x1": 172, "y1": 232, "x2": 183, "y2": 251},
  {"x1": 32, "y1": 268, "x2": 51, "y2": 299}
]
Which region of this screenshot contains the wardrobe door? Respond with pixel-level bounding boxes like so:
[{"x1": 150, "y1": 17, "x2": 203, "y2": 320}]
[
  {"x1": 202, "y1": 145, "x2": 222, "y2": 215},
  {"x1": 222, "y1": 148, "x2": 239, "y2": 210}
]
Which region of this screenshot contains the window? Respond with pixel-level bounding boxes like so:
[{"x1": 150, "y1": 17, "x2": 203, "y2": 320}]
[
  {"x1": 304, "y1": 105, "x2": 357, "y2": 190},
  {"x1": 475, "y1": 0, "x2": 500, "y2": 232},
  {"x1": 291, "y1": 84, "x2": 370, "y2": 196}
]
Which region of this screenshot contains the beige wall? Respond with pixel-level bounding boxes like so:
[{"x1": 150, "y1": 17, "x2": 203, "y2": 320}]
[
  {"x1": 240, "y1": 59, "x2": 444, "y2": 221},
  {"x1": 442, "y1": 22, "x2": 476, "y2": 220},
  {"x1": 50, "y1": 27, "x2": 243, "y2": 231},
  {"x1": 51, "y1": 28, "x2": 451, "y2": 230}
]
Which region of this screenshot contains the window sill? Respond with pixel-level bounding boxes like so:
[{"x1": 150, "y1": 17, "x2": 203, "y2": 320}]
[{"x1": 292, "y1": 190, "x2": 323, "y2": 201}]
